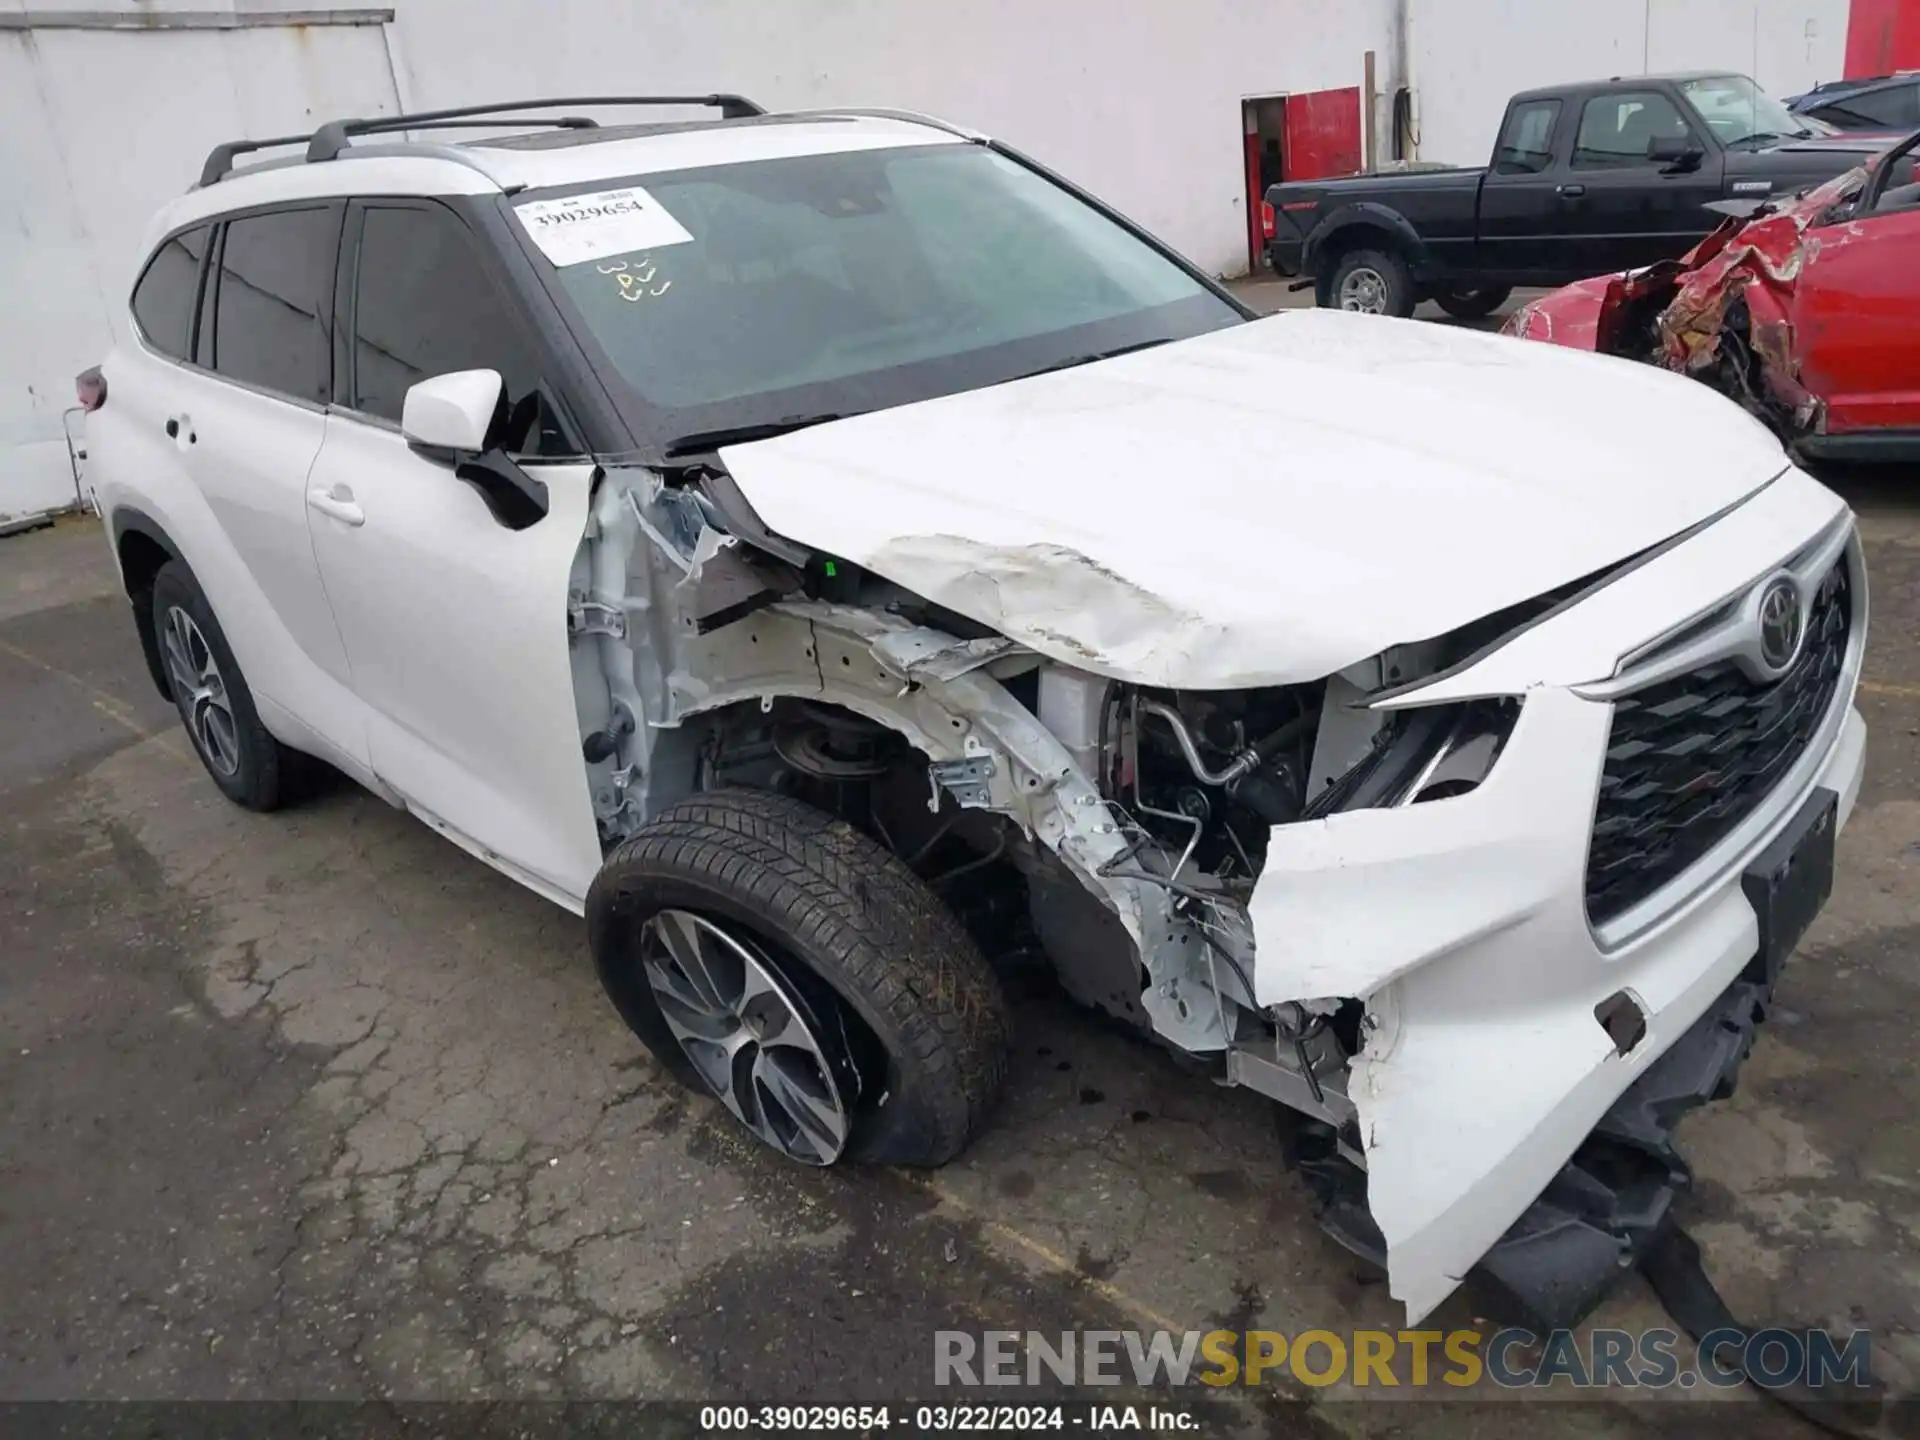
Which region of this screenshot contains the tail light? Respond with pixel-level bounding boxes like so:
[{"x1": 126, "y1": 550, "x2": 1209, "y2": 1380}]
[
  {"x1": 76, "y1": 366, "x2": 107, "y2": 412},
  {"x1": 1260, "y1": 201, "x2": 1276, "y2": 241}
]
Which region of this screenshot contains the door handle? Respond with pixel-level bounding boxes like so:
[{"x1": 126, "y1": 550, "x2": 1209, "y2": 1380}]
[
  {"x1": 1557, "y1": 183, "x2": 1586, "y2": 198},
  {"x1": 307, "y1": 485, "x2": 365, "y2": 527},
  {"x1": 164, "y1": 413, "x2": 196, "y2": 443}
]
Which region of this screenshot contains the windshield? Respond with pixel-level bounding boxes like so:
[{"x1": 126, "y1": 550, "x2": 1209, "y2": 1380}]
[
  {"x1": 1681, "y1": 74, "x2": 1831, "y2": 145},
  {"x1": 517, "y1": 142, "x2": 1241, "y2": 452}
]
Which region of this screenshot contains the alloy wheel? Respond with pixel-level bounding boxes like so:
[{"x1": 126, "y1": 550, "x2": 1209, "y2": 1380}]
[
  {"x1": 1338, "y1": 266, "x2": 1390, "y2": 314},
  {"x1": 162, "y1": 605, "x2": 241, "y2": 778},
  {"x1": 639, "y1": 908, "x2": 853, "y2": 1165}
]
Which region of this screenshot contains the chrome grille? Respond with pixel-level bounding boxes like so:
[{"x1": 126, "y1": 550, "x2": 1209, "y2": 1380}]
[{"x1": 1586, "y1": 559, "x2": 1852, "y2": 928}]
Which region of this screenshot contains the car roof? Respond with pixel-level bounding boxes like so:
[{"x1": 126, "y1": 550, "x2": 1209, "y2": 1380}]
[
  {"x1": 1508, "y1": 71, "x2": 1747, "y2": 105},
  {"x1": 143, "y1": 110, "x2": 969, "y2": 254}
]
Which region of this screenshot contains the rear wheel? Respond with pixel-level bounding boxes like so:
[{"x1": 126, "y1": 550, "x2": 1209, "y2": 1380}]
[
  {"x1": 1325, "y1": 247, "x2": 1416, "y2": 318},
  {"x1": 1434, "y1": 285, "x2": 1514, "y2": 321},
  {"x1": 149, "y1": 560, "x2": 291, "y2": 811},
  {"x1": 586, "y1": 789, "x2": 1010, "y2": 1167}
]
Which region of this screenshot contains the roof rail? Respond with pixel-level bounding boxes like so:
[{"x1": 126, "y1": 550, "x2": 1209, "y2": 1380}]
[
  {"x1": 198, "y1": 130, "x2": 317, "y2": 187},
  {"x1": 778, "y1": 106, "x2": 985, "y2": 142},
  {"x1": 198, "y1": 94, "x2": 768, "y2": 186}
]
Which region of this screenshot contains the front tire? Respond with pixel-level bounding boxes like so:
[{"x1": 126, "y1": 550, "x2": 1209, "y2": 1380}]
[
  {"x1": 149, "y1": 560, "x2": 290, "y2": 811},
  {"x1": 586, "y1": 789, "x2": 1010, "y2": 1167},
  {"x1": 1324, "y1": 247, "x2": 1417, "y2": 318},
  {"x1": 1434, "y1": 285, "x2": 1513, "y2": 321}
]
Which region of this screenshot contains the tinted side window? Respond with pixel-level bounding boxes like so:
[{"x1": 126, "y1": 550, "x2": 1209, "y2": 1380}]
[
  {"x1": 349, "y1": 203, "x2": 571, "y2": 454},
  {"x1": 211, "y1": 207, "x2": 335, "y2": 402},
  {"x1": 1573, "y1": 92, "x2": 1693, "y2": 169},
  {"x1": 1494, "y1": 100, "x2": 1562, "y2": 175},
  {"x1": 131, "y1": 225, "x2": 213, "y2": 360},
  {"x1": 1826, "y1": 84, "x2": 1920, "y2": 129}
]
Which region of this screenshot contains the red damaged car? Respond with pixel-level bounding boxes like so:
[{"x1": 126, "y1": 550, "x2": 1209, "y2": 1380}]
[{"x1": 1505, "y1": 128, "x2": 1920, "y2": 462}]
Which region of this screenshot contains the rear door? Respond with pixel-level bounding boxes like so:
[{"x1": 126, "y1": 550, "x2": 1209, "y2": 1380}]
[
  {"x1": 1557, "y1": 90, "x2": 1723, "y2": 275},
  {"x1": 1795, "y1": 144, "x2": 1920, "y2": 434},
  {"x1": 305, "y1": 197, "x2": 603, "y2": 907},
  {"x1": 1475, "y1": 97, "x2": 1569, "y2": 281},
  {"x1": 174, "y1": 203, "x2": 370, "y2": 772}
]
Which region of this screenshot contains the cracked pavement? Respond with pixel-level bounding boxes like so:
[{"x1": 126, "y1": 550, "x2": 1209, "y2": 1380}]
[{"x1": 3, "y1": 463, "x2": 1919, "y2": 1436}]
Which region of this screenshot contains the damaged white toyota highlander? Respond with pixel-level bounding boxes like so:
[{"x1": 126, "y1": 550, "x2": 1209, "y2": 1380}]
[{"x1": 86, "y1": 96, "x2": 1867, "y2": 1328}]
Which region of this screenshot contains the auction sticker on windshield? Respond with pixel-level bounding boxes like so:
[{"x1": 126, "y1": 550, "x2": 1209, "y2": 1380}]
[{"x1": 515, "y1": 186, "x2": 694, "y2": 267}]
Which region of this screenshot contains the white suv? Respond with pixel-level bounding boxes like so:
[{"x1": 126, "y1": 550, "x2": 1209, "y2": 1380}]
[{"x1": 85, "y1": 95, "x2": 1867, "y2": 1328}]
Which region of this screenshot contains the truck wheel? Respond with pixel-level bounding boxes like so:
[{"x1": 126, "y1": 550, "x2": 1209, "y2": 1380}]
[
  {"x1": 1435, "y1": 285, "x2": 1513, "y2": 321},
  {"x1": 586, "y1": 789, "x2": 1010, "y2": 1168},
  {"x1": 1326, "y1": 249, "x2": 1416, "y2": 318}
]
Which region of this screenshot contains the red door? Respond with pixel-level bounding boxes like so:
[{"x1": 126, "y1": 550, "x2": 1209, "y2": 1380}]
[
  {"x1": 1282, "y1": 87, "x2": 1363, "y2": 180},
  {"x1": 1794, "y1": 205, "x2": 1920, "y2": 432}
]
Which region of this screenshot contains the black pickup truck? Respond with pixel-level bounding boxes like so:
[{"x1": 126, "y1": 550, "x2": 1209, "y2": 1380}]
[{"x1": 1265, "y1": 72, "x2": 1884, "y2": 318}]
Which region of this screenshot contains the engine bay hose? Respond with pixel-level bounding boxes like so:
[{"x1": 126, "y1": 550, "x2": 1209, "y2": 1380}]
[{"x1": 1139, "y1": 700, "x2": 1312, "y2": 791}]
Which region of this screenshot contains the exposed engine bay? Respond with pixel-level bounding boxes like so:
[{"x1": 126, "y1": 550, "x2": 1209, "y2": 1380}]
[{"x1": 572, "y1": 452, "x2": 1549, "y2": 1131}]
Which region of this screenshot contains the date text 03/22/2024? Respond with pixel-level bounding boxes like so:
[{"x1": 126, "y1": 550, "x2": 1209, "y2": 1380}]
[{"x1": 699, "y1": 1405, "x2": 1201, "y2": 1432}]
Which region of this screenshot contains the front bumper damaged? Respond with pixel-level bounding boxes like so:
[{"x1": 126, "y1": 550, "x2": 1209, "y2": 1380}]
[
  {"x1": 1243, "y1": 468, "x2": 1866, "y2": 1324},
  {"x1": 1296, "y1": 792, "x2": 1844, "y2": 1331}
]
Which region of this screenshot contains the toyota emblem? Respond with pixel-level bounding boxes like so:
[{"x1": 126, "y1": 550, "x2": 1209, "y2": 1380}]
[{"x1": 1757, "y1": 578, "x2": 1803, "y2": 672}]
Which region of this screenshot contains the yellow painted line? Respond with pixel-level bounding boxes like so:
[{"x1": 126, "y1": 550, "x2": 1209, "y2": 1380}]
[
  {"x1": 1860, "y1": 679, "x2": 1920, "y2": 701},
  {"x1": 907, "y1": 1177, "x2": 1350, "y2": 1429},
  {"x1": 0, "y1": 638, "x2": 158, "y2": 740},
  {"x1": 908, "y1": 1176, "x2": 1189, "y2": 1335}
]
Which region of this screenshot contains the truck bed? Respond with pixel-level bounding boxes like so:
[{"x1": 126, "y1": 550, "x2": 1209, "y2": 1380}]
[{"x1": 1265, "y1": 167, "x2": 1485, "y2": 288}]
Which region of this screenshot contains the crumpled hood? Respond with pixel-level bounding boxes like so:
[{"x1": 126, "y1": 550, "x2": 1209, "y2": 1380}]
[{"x1": 720, "y1": 309, "x2": 1788, "y2": 688}]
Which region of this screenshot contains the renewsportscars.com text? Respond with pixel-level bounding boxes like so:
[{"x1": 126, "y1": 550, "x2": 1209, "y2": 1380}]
[{"x1": 935, "y1": 1327, "x2": 1873, "y2": 1391}]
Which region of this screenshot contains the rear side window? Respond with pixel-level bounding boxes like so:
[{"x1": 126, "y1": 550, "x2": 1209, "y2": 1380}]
[
  {"x1": 1573, "y1": 92, "x2": 1693, "y2": 169},
  {"x1": 210, "y1": 207, "x2": 336, "y2": 403},
  {"x1": 1494, "y1": 100, "x2": 1562, "y2": 175},
  {"x1": 130, "y1": 224, "x2": 213, "y2": 360},
  {"x1": 346, "y1": 203, "x2": 571, "y2": 454}
]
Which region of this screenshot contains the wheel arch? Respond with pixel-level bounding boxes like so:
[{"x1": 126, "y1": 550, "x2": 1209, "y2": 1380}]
[
  {"x1": 109, "y1": 506, "x2": 184, "y2": 700},
  {"x1": 1306, "y1": 205, "x2": 1428, "y2": 279},
  {"x1": 638, "y1": 601, "x2": 1241, "y2": 1055}
]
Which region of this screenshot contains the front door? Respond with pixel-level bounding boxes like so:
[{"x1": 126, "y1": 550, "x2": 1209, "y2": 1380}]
[
  {"x1": 1795, "y1": 144, "x2": 1920, "y2": 434},
  {"x1": 1555, "y1": 89, "x2": 1724, "y2": 276},
  {"x1": 305, "y1": 198, "x2": 604, "y2": 906}
]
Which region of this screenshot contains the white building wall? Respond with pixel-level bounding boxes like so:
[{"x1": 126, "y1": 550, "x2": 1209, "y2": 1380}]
[
  {"x1": 0, "y1": 0, "x2": 1857, "y2": 521},
  {"x1": 1413, "y1": 0, "x2": 1849, "y2": 166},
  {"x1": 0, "y1": 13, "x2": 399, "y2": 520},
  {"x1": 384, "y1": 0, "x2": 1398, "y2": 281}
]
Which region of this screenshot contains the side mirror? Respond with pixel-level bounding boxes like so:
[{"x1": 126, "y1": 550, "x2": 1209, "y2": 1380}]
[
  {"x1": 1647, "y1": 136, "x2": 1704, "y2": 172},
  {"x1": 400, "y1": 369, "x2": 549, "y2": 531},
  {"x1": 401, "y1": 369, "x2": 503, "y2": 453}
]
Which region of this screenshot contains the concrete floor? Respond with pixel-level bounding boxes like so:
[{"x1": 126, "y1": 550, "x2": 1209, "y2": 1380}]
[{"x1": 3, "y1": 429, "x2": 1918, "y2": 1433}]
